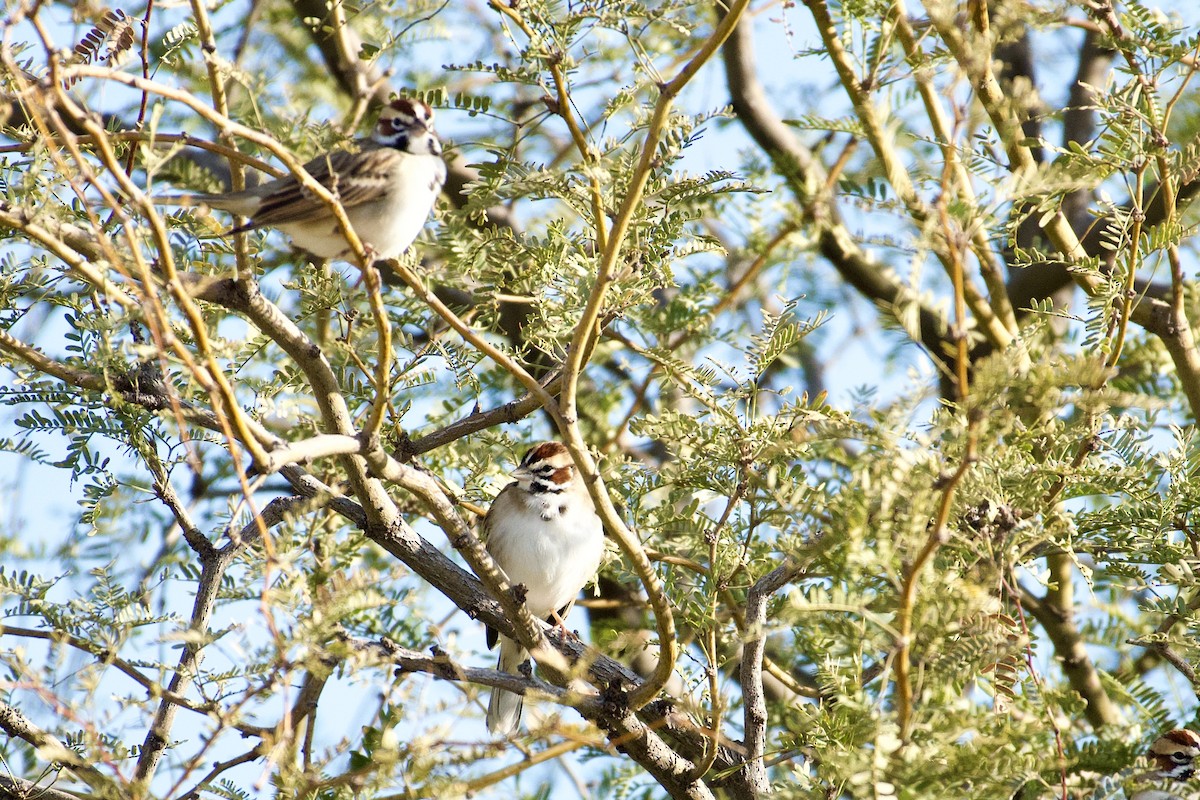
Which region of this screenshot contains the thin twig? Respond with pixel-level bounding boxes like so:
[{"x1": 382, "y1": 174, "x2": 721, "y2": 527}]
[
  {"x1": 892, "y1": 157, "x2": 979, "y2": 736},
  {"x1": 554, "y1": 0, "x2": 768, "y2": 700}
]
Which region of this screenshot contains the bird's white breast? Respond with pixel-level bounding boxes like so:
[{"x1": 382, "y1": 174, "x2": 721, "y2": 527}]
[
  {"x1": 488, "y1": 491, "x2": 605, "y2": 619},
  {"x1": 278, "y1": 152, "x2": 444, "y2": 260},
  {"x1": 366, "y1": 153, "x2": 446, "y2": 259}
]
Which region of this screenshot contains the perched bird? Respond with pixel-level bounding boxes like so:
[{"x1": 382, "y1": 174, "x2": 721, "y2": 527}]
[
  {"x1": 482, "y1": 441, "x2": 606, "y2": 735},
  {"x1": 1129, "y1": 729, "x2": 1200, "y2": 800},
  {"x1": 157, "y1": 98, "x2": 445, "y2": 261}
]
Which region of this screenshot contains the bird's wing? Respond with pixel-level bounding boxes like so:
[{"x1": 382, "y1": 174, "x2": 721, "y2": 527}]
[
  {"x1": 244, "y1": 144, "x2": 399, "y2": 228},
  {"x1": 483, "y1": 484, "x2": 525, "y2": 569},
  {"x1": 483, "y1": 484, "x2": 521, "y2": 652}
]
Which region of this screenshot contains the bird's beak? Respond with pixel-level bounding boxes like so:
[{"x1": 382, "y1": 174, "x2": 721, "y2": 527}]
[{"x1": 510, "y1": 465, "x2": 533, "y2": 481}]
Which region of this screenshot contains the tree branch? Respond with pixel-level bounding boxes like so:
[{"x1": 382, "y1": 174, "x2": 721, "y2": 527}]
[
  {"x1": 132, "y1": 495, "x2": 299, "y2": 782},
  {"x1": 0, "y1": 774, "x2": 89, "y2": 800},
  {"x1": 0, "y1": 701, "x2": 119, "y2": 798},
  {"x1": 1019, "y1": 569, "x2": 1120, "y2": 728},
  {"x1": 1005, "y1": 29, "x2": 1115, "y2": 312},
  {"x1": 720, "y1": 6, "x2": 955, "y2": 377},
  {"x1": 741, "y1": 558, "x2": 804, "y2": 795}
]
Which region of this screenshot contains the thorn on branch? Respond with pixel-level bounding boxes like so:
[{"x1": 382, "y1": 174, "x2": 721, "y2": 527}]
[
  {"x1": 143, "y1": 730, "x2": 167, "y2": 751},
  {"x1": 430, "y1": 645, "x2": 464, "y2": 680},
  {"x1": 112, "y1": 360, "x2": 170, "y2": 410},
  {"x1": 509, "y1": 582, "x2": 528, "y2": 604},
  {"x1": 646, "y1": 698, "x2": 673, "y2": 718},
  {"x1": 601, "y1": 678, "x2": 630, "y2": 718}
]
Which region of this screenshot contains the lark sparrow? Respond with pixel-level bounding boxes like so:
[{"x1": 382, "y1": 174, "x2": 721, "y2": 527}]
[
  {"x1": 482, "y1": 441, "x2": 606, "y2": 735},
  {"x1": 158, "y1": 98, "x2": 445, "y2": 261},
  {"x1": 1128, "y1": 729, "x2": 1200, "y2": 800}
]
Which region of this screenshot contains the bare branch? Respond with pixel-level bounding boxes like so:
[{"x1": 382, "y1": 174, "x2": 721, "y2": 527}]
[
  {"x1": 741, "y1": 558, "x2": 804, "y2": 795},
  {"x1": 1129, "y1": 638, "x2": 1200, "y2": 688},
  {"x1": 0, "y1": 625, "x2": 267, "y2": 739},
  {"x1": 133, "y1": 494, "x2": 308, "y2": 782},
  {"x1": 399, "y1": 370, "x2": 563, "y2": 458},
  {"x1": 0, "y1": 774, "x2": 89, "y2": 800},
  {"x1": 0, "y1": 701, "x2": 117, "y2": 797}
]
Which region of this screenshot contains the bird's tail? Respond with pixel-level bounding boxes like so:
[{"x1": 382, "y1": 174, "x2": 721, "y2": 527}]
[
  {"x1": 148, "y1": 191, "x2": 259, "y2": 218},
  {"x1": 148, "y1": 193, "x2": 204, "y2": 207},
  {"x1": 487, "y1": 637, "x2": 526, "y2": 735}
]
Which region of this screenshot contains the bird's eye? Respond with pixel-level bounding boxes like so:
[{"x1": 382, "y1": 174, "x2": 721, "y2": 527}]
[{"x1": 1173, "y1": 752, "x2": 1192, "y2": 762}]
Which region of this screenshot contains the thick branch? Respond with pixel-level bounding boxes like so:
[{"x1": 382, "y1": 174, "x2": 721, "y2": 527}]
[
  {"x1": 741, "y1": 559, "x2": 804, "y2": 795},
  {"x1": 133, "y1": 495, "x2": 296, "y2": 782},
  {"x1": 720, "y1": 7, "x2": 954, "y2": 374},
  {"x1": 1005, "y1": 29, "x2": 1116, "y2": 312},
  {"x1": 1020, "y1": 562, "x2": 1120, "y2": 728},
  {"x1": 0, "y1": 701, "x2": 118, "y2": 798},
  {"x1": 0, "y1": 774, "x2": 88, "y2": 800}
]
